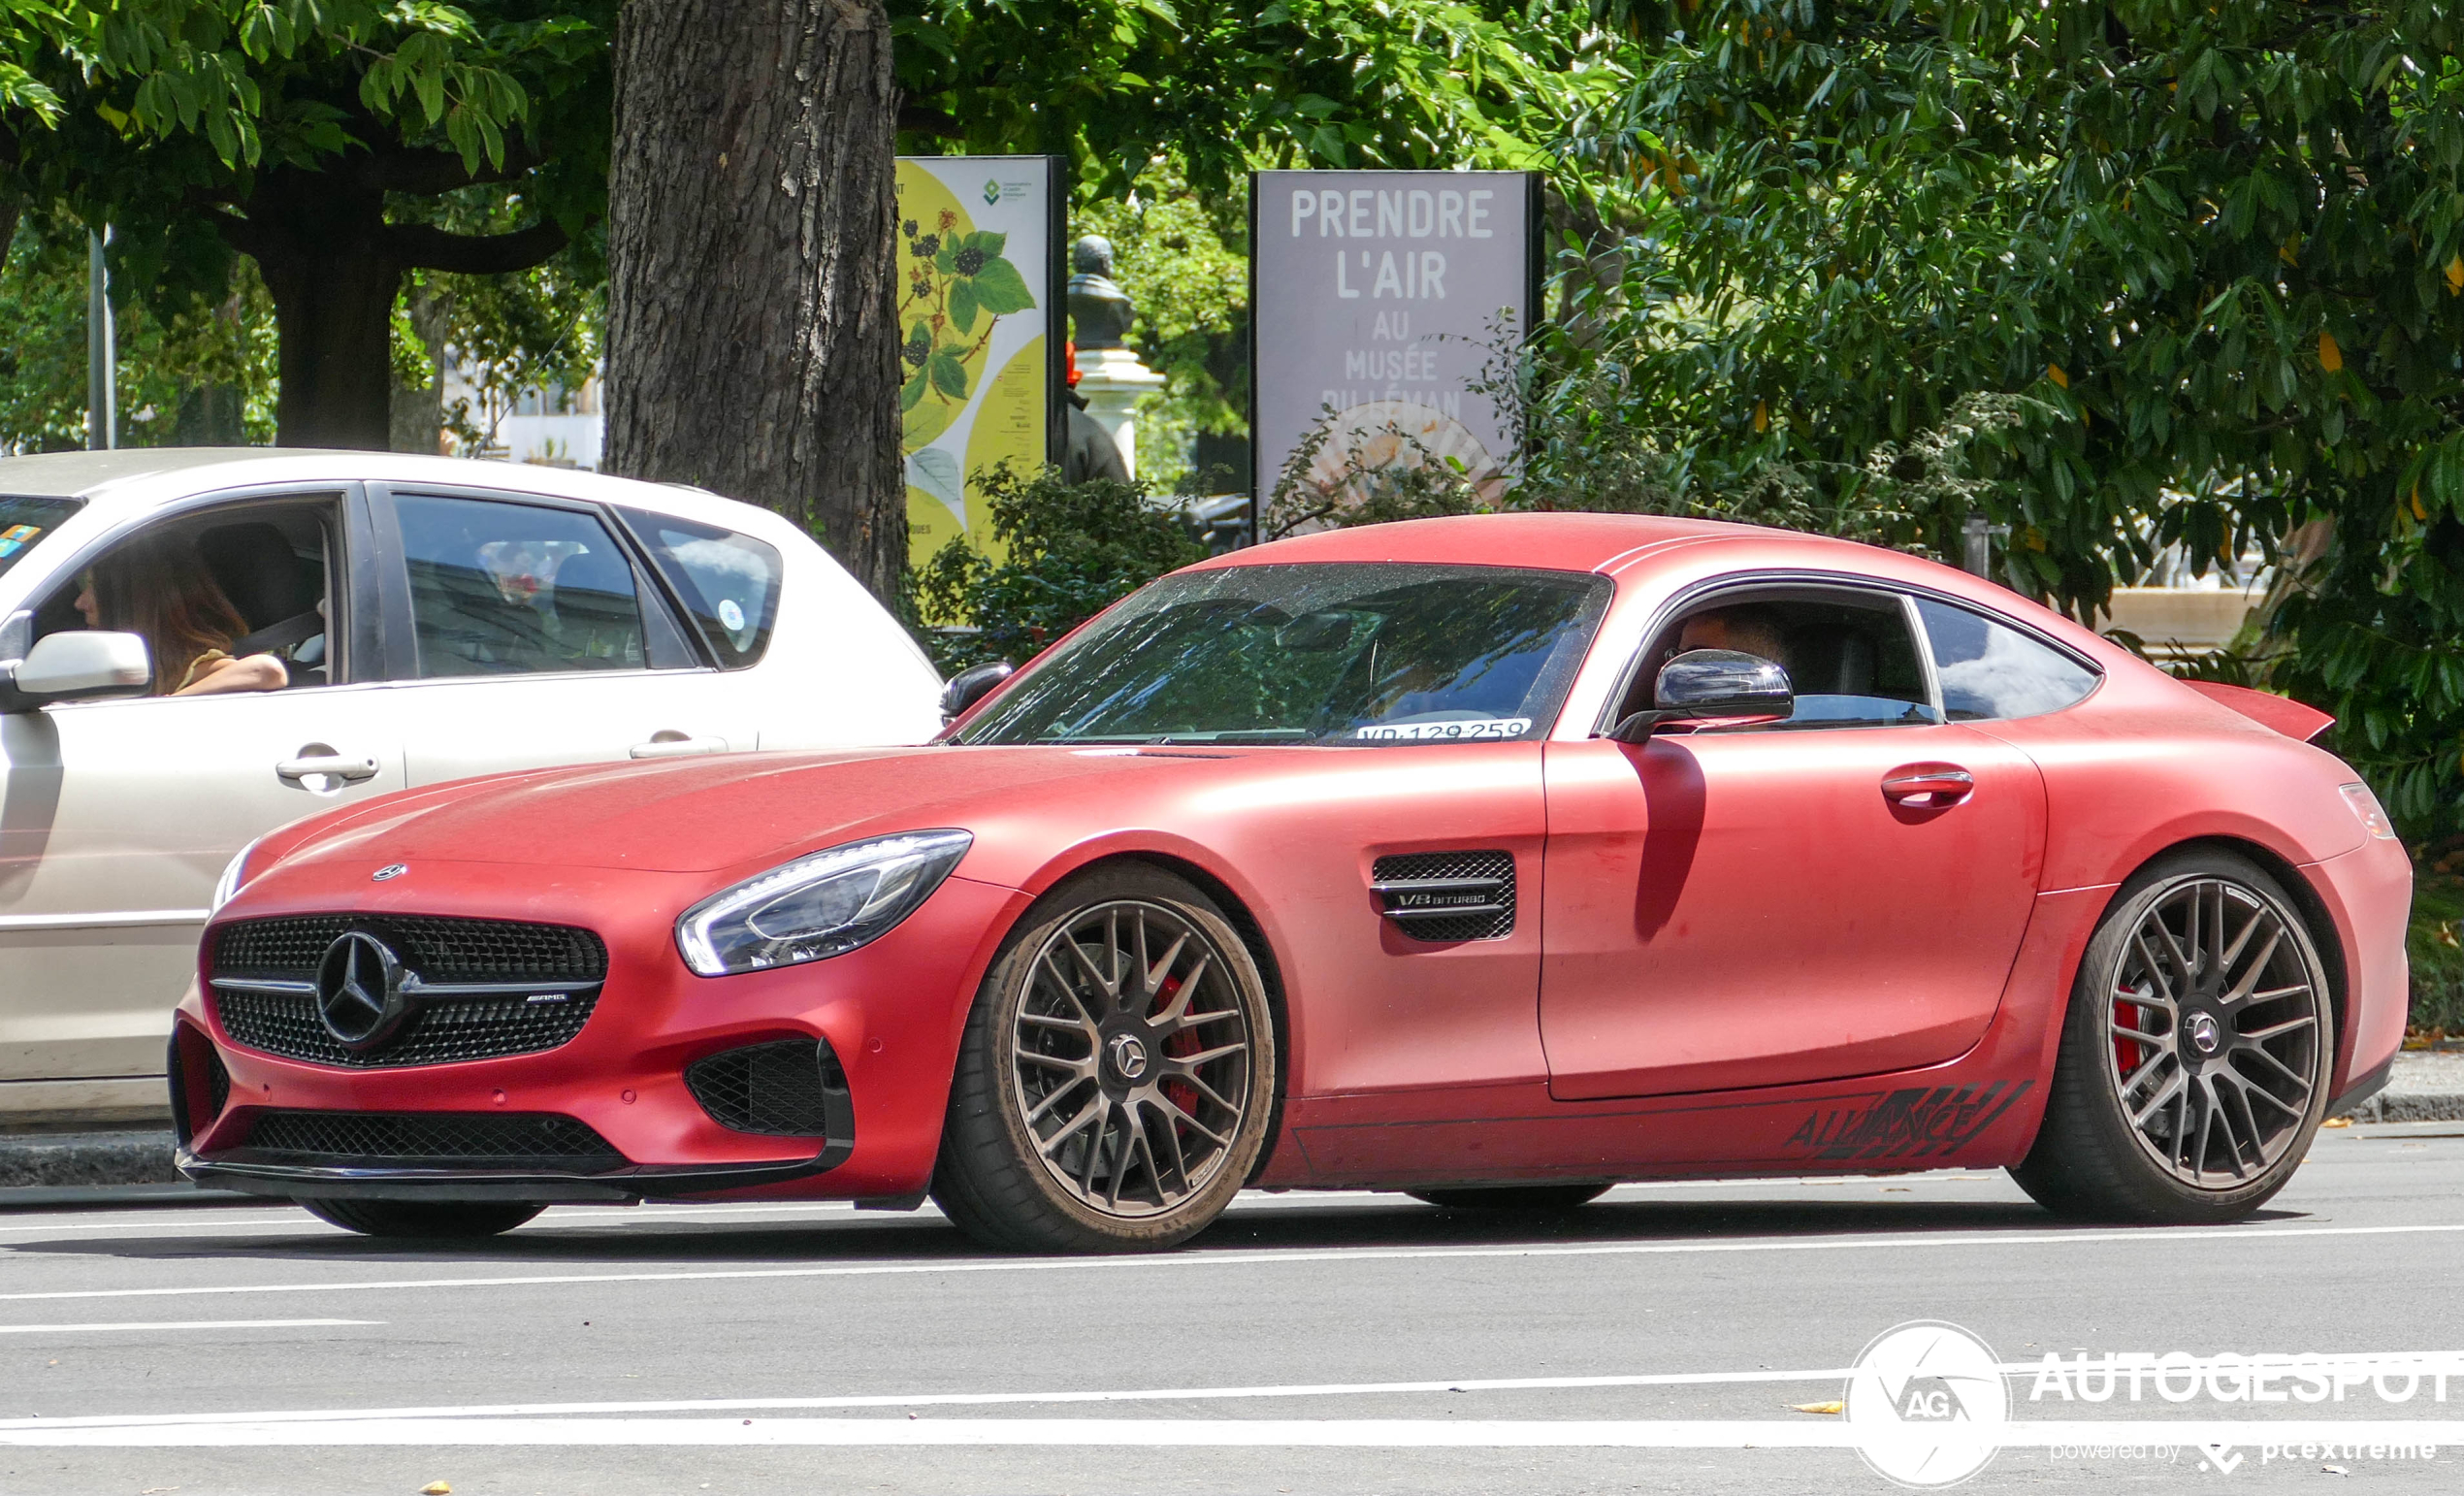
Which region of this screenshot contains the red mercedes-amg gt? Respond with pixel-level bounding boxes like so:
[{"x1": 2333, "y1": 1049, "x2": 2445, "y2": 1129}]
[{"x1": 173, "y1": 514, "x2": 2409, "y2": 1251}]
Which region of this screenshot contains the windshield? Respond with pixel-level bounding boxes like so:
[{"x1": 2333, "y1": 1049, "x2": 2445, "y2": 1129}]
[
  {"x1": 956, "y1": 563, "x2": 1611, "y2": 747},
  {"x1": 0, "y1": 495, "x2": 81, "y2": 582}
]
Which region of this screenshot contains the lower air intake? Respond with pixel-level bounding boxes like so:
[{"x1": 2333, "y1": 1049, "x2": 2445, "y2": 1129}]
[
  {"x1": 237, "y1": 1110, "x2": 627, "y2": 1172},
  {"x1": 685, "y1": 1039, "x2": 854, "y2": 1139}
]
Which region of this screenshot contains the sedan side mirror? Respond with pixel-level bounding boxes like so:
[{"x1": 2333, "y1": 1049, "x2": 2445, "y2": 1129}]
[
  {"x1": 1605, "y1": 648, "x2": 1794, "y2": 744},
  {"x1": 0, "y1": 631, "x2": 152, "y2": 712},
  {"x1": 940, "y1": 660, "x2": 1016, "y2": 722}
]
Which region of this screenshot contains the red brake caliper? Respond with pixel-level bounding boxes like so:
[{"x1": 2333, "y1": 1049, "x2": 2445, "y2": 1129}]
[{"x1": 1154, "y1": 974, "x2": 1202, "y2": 1122}]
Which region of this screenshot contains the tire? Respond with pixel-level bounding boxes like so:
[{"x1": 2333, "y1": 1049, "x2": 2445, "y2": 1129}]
[
  {"x1": 2011, "y1": 848, "x2": 2334, "y2": 1224},
  {"x1": 301, "y1": 1198, "x2": 545, "y2": 1240},
  {"x1": 931, "y1": 863, "x2": 1279, "y2": 1252},
  {"x1": 1408, "y1": 1184, "x2": 1612, "y2": 1212}
]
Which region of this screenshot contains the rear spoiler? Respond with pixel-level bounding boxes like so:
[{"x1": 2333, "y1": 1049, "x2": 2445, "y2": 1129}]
[{"x1": 2183, "y1": 680, "x2": 2335, "y2": 743}]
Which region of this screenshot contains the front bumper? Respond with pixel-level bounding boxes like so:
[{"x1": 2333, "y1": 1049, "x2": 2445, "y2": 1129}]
[{"x1": 173, "y1": 857, "x2": 1026, "y2": 1203}]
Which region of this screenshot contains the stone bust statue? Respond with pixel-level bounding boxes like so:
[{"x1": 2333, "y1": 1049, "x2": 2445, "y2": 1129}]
[{"x1": 1067, "y1": 235, "x2": 1134, "y2": 350}]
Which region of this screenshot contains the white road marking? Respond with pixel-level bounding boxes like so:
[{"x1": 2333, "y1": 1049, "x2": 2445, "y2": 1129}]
[
  {"x1": 0, "y1": 1319, "x2": 378, "y2": 1336},
  {"x1": 9, "y1": 1416, "x2": 2464, "y2": 1448},
  {"x1": 2, "y1": 1220, "x2": 2458, "y2": 1306},
  {"x1": 12, "y1": 1352, "x2": 2460, "y2": 1433}
]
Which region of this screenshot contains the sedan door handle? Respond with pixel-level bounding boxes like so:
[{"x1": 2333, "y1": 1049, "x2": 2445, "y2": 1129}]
[
  {"x1": 1881, "y1": 765, "x2": 1975, "y2": 807},
  {"x1": 276, "y1": 754, "x2": 379, "y2": 785},
  {"x1": 630, "y1": 733, "x2": 730, "y2": 760}
]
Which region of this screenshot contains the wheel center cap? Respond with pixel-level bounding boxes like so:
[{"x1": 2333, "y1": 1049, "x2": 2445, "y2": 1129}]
[
  {"x1": 1106, "y1": 1032, "x2": 1151, "y2": 1082},
  {"x1": 2186, "y1": 1011, "x2": 2223, "y2": 1057}
]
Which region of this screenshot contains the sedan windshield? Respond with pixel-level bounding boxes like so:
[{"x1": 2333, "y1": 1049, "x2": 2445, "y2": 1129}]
[
  {"x1": 0, "y1": 495, "x2": 81, "y2": 582},
  {"x1": 956, "y1": 563, "x2": 1611, "y2": 747}
]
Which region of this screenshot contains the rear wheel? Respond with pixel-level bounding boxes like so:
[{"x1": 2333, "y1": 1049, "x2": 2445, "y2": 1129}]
[
  {"x1": 1408, "y1": 1184, "x2": 1611, "y2": 1212},
  {"x1": 301, "y1": 1198, "x2": 544, "y2": 1239},
  {"x1": 2012, "y1": 849, "x2": 2332, "y2": 1224},
  {"x1": 932, "y1": 864, "x2": 1278, "y2": 1253}
]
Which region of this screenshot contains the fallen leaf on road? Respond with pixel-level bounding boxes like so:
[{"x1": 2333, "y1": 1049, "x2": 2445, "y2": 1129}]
[
  {"x1": 1790, "y1": 1401, "x2": 1844, "y2": 1415},
  {"x1": 2321, "y1": 1117, "x2": 2352, "y2": 1128},
  {"x1": 420, "y1": 1483, "x2": 452, "y2": 1494}
]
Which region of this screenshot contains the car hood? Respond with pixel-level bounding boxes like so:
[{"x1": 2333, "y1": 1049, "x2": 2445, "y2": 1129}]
[{"x1": 268, "y1": 746, "x2": 1251, "y2": 877}]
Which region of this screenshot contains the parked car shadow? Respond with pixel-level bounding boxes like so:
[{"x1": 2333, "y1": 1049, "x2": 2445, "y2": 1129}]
[{"x1": 7, "y1": 1187, "x2": 2311, "y2": 1267}]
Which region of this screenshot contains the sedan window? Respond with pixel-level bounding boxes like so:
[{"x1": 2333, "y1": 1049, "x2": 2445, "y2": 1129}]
[
  {"x1": 1915, "y1": 598, "x2": 2100, "y2": 721},
  {"x1": 393, "y1": 495, "x2": 648, "y2": 676},
  {"x1": 616, "y1": 506, "x2": 780, "y2": 669},
  {"x1": 0, "y1": 495, "x2": 81, "y2": 580}
]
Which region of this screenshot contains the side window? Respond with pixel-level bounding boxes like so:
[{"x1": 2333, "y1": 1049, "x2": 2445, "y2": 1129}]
[
  {"x1": 1632, "y1": 589, "x2": 1939, "y2": 731},
  {"x1": 34, "y1": 499, "x2": 338, "y2": 697},
  {"x1": 392, "y1": 494, "x2": 647, "y2": 677},
  {"x1": 616, "y1": 506, "x2": 781, "y2": 668},
  {"x1": 1915, "y1": 598, "x2": 2100, "y2": 721}
]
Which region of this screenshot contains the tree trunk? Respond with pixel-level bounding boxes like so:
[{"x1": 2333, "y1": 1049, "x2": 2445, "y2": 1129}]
[
  {"x1": 603, "y1": 0, "x2": 906, "y2": 602},
  {"x1": 389, "y1": 280, "x2": 450, "y2": 454},
  {"x1": 236, "y1": 167, "x2": 405, "y2": 450}
]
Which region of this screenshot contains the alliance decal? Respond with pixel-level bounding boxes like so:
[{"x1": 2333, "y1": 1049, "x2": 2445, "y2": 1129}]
[{"x1": 1787, "y1": 1081, "x2": 2032, "y2": 1161}]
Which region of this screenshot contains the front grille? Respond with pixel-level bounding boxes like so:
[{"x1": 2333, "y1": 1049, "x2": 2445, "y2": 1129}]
[
  {"x1": 210, "y1": 914, "x2": 606, "y2": 1067},
  {"x1": 215, "y1": 916, "x2": 605, "y2": 983},
  {"x1": 237, "y1": 1110, "x2": 627, "y2": 1171},
  {"x1": 215, "y1": 990, "x2": 598, "y2": 1068},
  {"x1": 1372, "y1": 849, "x2": 1517, "y2": 942},
  {"x1": 204, "y1": 1047, "x2": 231, "y2": 1120},
  {"x1": 686, "y1": 1039, "x2": 850, "y2": 1137}
]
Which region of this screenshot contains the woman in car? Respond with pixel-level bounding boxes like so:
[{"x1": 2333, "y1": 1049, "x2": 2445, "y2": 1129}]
[{"x1": 71, "y1": 533, "x2": 288, "y2": 697}]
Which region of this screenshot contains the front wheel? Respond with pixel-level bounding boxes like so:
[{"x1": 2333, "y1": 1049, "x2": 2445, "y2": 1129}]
[
  {"x1": 931, "y1": 864, "x2": 1280, "y2": 1252},
  {"x1": 2012, "y1": 849, "x2": 2333, "y2": 1224},
  {"x1": 301, "y1": 1198, "x2": 544, "y2": 1239}
]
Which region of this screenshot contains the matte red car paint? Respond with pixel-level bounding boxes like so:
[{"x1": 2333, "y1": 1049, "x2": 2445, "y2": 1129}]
[{"x1": 190, "y1": 513, "x2": 2412, "y2": 1203}]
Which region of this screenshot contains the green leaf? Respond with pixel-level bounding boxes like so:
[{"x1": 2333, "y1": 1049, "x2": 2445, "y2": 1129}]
[
  {"x1": 902, "y1": 366, "x2": 927, "y2": 411},
  {"x1": 950, "y1": 277, "x2": 979, "y2": 335},
  {"x1": 967, "y1": 256, "x2": 1035, "y2": 314},
  {"x1": 929, "y1": 348, "x2": 968, "y2": 400}
]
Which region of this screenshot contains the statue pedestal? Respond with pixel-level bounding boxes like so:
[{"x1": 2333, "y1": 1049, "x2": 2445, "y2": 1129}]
[{"x1": 1074, "y1": 346, "x2": 1166, "y2": 480}]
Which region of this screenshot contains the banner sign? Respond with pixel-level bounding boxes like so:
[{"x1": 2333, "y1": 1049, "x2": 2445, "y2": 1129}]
[
  {"x1": 1248, "y1": 170, "x2": 1541, "y2": 523},
  {"x1": 896, "y1": 154, "x2": 1067, "y2": 567}
]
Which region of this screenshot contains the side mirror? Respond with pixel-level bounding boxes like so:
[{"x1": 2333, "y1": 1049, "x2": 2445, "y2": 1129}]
[
  {"x1": 0, "y1": 631, "x2": 152, "y2": 712},
  {"x1": 1606, "y1": 648, "x2": 1794, "y2": 743},
  {"x1": 940, "y1": 660, "x2": 1016, "y2": 722}
]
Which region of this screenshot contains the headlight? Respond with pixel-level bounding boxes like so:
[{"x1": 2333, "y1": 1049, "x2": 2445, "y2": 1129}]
[
  {"x1": 676, "y1": 829, "x2": 973, "y2": 977},
  {"x1": 209, "y1": 837, "x2": 264, "y2": 916}
]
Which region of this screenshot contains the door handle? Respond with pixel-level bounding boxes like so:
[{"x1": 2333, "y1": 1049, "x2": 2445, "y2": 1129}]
[
  {"x1": 276, "y1": 754, "x2": 379, "y2": 786},
  {"x1": 1881, "y1": 765, "x2": 1975, "y2": 807},
  {"x1": 629, "y1": 733, "x2": 729, "y2": 760}
]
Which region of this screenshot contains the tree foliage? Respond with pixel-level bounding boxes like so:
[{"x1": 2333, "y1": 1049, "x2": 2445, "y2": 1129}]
[{"x1": 1540, "y1": 1, "x2": 2464, "y2": 835}]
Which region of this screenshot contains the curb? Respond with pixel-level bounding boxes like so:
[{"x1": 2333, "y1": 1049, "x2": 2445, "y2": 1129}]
[
  {"x1": 0, "y1": 1129, "x2": 179, "y2": 1190},
  {"x1": 2334, "y1": 1092, "x2": 2464, "y2": 1123}
]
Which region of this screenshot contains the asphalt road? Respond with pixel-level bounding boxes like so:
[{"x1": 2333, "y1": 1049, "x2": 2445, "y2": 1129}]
[{"x1": 4, "y1": 1122, "x2": 2463, "y2": 1496}]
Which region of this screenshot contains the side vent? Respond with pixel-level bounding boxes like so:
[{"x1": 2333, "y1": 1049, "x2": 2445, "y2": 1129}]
[{"x1": 1371, "y1": 850, "x2": 1516, "y2": 942}]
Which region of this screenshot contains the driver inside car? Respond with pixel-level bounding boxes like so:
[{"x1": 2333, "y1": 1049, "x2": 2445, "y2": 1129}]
[
  {"x1": 71, "y1": 533, "x2": 290, "y2": 697},
  {"x1": 1676, "y1": 602, "x2": 1791, "y2": 671}
]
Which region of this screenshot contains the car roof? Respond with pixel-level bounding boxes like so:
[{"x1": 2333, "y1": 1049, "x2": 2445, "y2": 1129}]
[
  {"x1": 0, "y1": 447, "x2": 785, "y2": 541},
  {"x1": 1196, "y1": 511, "x2": 1856, "y2": 575}
]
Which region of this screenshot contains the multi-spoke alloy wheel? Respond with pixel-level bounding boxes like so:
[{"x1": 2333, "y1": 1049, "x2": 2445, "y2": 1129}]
[
  {"x1": 2105, "y1": 877, "x2": 2323, "y2": 1187},
  {"x1": 1010, "y1": 900, "x2": 1255, "y2": 1218},
  {"x1": 2015, "y1": 850, "x2": 2334, "y2": 1224},
  {"x1": 933, "y1": 864, "x2": 1278, "y2": 1252}
]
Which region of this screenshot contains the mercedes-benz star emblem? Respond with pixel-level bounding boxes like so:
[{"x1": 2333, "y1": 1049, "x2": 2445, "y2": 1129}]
[
  {"x1": 372, "y1": 863, "x2": 408, "y2": 882},
  {"x1": 1106, "y1": 1032, "x2": 1151, "y2": 1082},
  {"x1": 315, "y1": 931, "x2": 408, "y2": 1051},
  {"x1": 2187, "y1": 1011, "x2": 2223, "y2": 1057}
]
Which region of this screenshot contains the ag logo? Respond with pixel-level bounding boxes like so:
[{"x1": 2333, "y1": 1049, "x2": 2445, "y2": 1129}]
[
  {"x1": 983, "y1": 178, "x2": 1002, "y2": 205},
  {"x1": 1844, "y1": 1320, "x2": 2006, "y2": 1488}
]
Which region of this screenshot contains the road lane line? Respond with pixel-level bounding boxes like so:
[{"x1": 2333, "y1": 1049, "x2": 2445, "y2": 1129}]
[
  {"x1": 4, "y1": 1219, "x2": 2460, "y2": 1307},
  {"x1": 9, "y1": 1416, "x2": 2464, "y2": 1448},
  {"x1": 0, "y1": 1319, "x2": 378, "y2": 1335}
]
